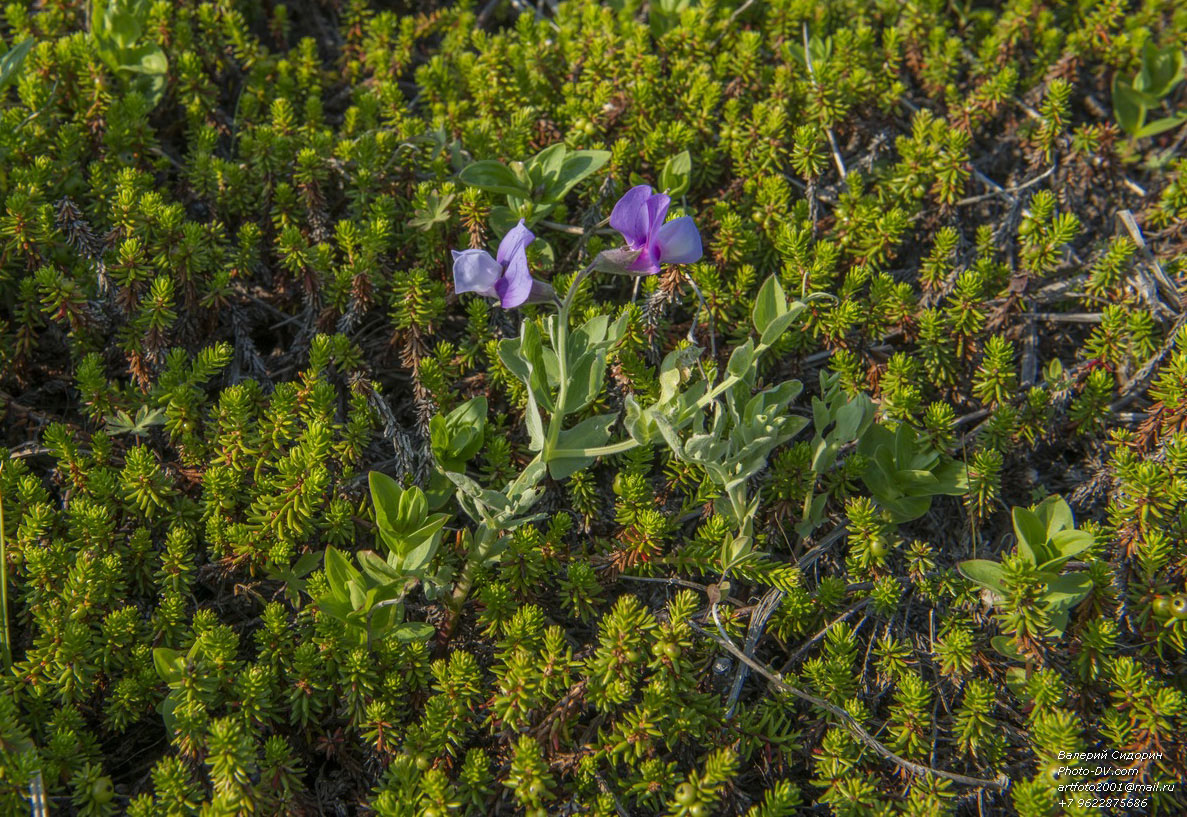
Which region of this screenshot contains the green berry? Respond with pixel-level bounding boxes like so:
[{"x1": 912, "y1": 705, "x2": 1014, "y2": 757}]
[
  {"x1": 1171, "y1": 595, "x2": 1187, "y2": 620},
  {"x1": 1152, "y1": 596, "x2": 1171, "y2": 618},
  {"x1": 663, "y1": 642, "x2": 682, "y2": 660},
  {"x1": 675, "y1": 782, "x2": 697, "y2": 805},
  {"x1": 91, "y1": 777, "x2": 114, "y2": 805},
  {"x1": 868, "y1": 538, "x2": 888, "y2": 558}
]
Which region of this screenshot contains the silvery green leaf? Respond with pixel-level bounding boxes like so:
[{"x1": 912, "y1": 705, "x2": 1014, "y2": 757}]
[
  {"x1": 727, "y1": 339, "x2": 756, "y2": 378},
  {"x1": 623, "y1": 394, "x2": 653, "y2": 445},
  {"x1": 548, "y1": 413, "x2": 617, "y2": 479},
  {"x1": 525, "y1": 387, "x2": 545, "y2": 452},
  {"x1": 649, "y1": 409, "x2": 684, "y2": 458}
]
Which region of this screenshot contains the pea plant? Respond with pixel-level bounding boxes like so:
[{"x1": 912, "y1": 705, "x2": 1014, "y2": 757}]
[
  {"x1": 315, "y1": 475, "x2": 450, "y2": 646},
  {"x1": 372, "y1": 176, "x2": 844, "y2": 638},
  {"x1": 959, "y1": 495, "x2": 1095, "y2": 691},
  {"x1": 1112, "y1": 42, "x2": 1185, "y2": 144},
  {"x1": 89, "y1": 0, "x2": 169, "y2": 105}
]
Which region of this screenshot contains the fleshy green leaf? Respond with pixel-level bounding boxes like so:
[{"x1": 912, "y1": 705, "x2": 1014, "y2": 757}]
[
  {"x1": 1011, "y1": 506, "x2": 1046, "y2": 564},
  {"x1": 0, "y1": 38, "x2": 33, "y2": 90},
  {"x1": 659, "y1": 150, "x2": 692, "y2": 198},
  {"x1": 458, "y1": 160, "x2": 531, "y2": 198},
  {"x1": 393, "y1": 621, "x2": 437, "y2": 642},
  {"x1": 152, "y1": 648, "x2": 185, "y2": 685},
  {"x1": 959, "y1": 559, "x2": 1006, "y2": 594}
]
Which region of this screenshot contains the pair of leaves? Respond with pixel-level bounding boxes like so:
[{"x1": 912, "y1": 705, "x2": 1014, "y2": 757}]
[
  {"x1": 1112, "y1": 44, "x2": 1186, "y2": 139},
  {"x1": 1009, "y1": 495, "x2": 1094, "y2": 571},
  {"x1": 91, "y1": 0, "x2": 169, "y2": 106},
  {"x1": 751, "y1": 275, "x2": 823, "y2": 347},
  {"x1": 857, "y1": 423, "x2": 968, "y2": 522},
  {"x1": 319, "y1": 546, "x2": 435, "y2": 646},
  {"x1": 959, "y1": 495, "x2": 1094, "y2": 647},
  {"x1": 458, "y1": 143, "x2": 610, "y2": 225},
  {"x1": 428, "y1": 396, "x2": 487, "y2": 508},
  {"x1": 368, "y1": 473, "x2": 448, "y2": 576},
  {"x1": 629, "y1": 150, "x2": 692, "y2": 198},
  {"x1": 659, "y1": 150, "x2": 692, "y2": 198},
  {"x1": 430, "y1": 397, "x2": 486, "y2": 470}
]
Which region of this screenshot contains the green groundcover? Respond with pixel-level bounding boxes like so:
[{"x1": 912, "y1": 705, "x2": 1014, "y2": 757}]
[{"x1": 0, "y1": 1, "x2": 1185, "y2": 815}]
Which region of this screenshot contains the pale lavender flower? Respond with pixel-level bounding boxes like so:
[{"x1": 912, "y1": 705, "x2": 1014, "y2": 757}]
[
  {"x1": 609, "y1": 185, "x2": 702, "y2": 275},
  {"x1": 452, "y1": 220, "x2": 554, "y2": 308}
]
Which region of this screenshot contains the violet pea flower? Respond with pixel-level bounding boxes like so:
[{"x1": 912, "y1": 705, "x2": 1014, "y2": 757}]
[
  {"x1": 609, "y1": 185, "x2": 703, "y2": 275},
  {"x1": 452, "y1": 219, "x2": 555, "y2": 309}
]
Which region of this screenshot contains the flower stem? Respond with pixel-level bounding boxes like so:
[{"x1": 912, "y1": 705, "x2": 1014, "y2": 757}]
[
  {"x1": 559, "y1": 258, "x2": 600, "y2": 316},
  {"x1": 547, "y1": 259, "x2": 599, "y2": 454}
]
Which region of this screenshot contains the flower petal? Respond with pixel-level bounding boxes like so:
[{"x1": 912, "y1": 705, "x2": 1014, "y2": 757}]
[
  {"x1": 494, "y1": 244, "x2": 533, "y2": 308},
  {"x1": 628, "y1": 241, "x2": 662, "y2": 275},
  {"x1": 655, "y1": 216, "x2": 703, "y2": 265},
  {"x1": 609, "y1": 185, "x2": 654, "y2": 248},
  {"x1": 496, "y1": 219, "x2": 535, "y2": 268},
  {"x1": 452, "y1": 249, "x2": 502, "y2": 297},
  {"x1": 645, "y1": 192, "x2": 671, "y2": 239}
]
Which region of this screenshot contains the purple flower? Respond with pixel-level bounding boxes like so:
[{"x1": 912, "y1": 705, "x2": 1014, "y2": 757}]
[
  {"x1": 609, "y1": 185, "x2": 702, "y2": 275},
  {"x1": 452, "y1": 220, "x2": 554, "y2": 308}
]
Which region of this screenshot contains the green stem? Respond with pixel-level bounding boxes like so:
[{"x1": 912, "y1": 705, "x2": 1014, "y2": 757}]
[
  {"x1": 444, "y1": 523, "x2": 497, "y2": 640},
  {"x1": 559, "y1": 258, "x2": 599, "y2": 316},
  {"x1": 692, "y1": 341, "x2": 769, "y2": 412},
  {"x1": 545, "y1": 259, "x2": 599, "y2": 454}
]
